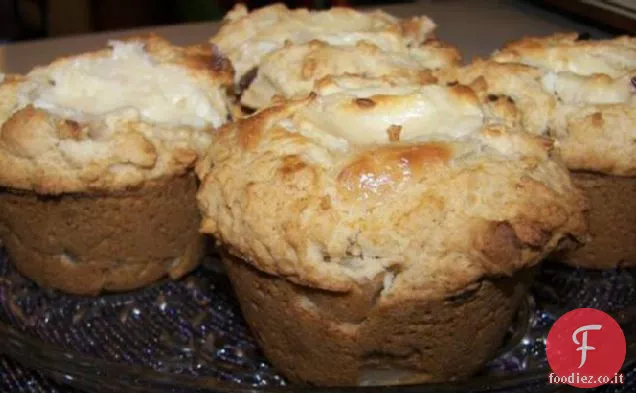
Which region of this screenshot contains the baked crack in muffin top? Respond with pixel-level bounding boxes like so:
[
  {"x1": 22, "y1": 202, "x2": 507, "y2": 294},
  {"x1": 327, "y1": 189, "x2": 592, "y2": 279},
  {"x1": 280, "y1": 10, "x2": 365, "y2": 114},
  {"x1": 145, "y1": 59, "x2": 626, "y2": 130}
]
[
  {"x1": 196, "y1": 76, "x2": 586, "y2": 298},
  {"x1": 210, "y1": 3, "x2": 439, "y2": 89},
  {"x1": 438, "y1": 33, "x2": 636, "y2": 176},
  {"x1": 0, "y1": 35, "x2": 234, "y2": 194}
]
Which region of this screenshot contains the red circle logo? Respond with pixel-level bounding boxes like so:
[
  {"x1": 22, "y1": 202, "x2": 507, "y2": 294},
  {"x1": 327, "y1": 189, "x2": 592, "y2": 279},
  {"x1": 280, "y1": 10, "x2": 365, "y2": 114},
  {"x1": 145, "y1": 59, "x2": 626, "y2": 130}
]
[{"x1": 546, "y1": 308, "x2": 626, "y2": 388}]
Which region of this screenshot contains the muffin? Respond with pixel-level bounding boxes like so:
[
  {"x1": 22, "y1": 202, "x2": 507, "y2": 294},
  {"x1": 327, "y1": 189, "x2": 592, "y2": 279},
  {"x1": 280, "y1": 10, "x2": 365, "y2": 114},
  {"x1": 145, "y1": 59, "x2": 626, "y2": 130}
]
[
  {"x1": 241, "y1": 38, "x2": 460, "y2": 109},
  {"x1": 210, "y1": 3, "x2": 443, "y2": 104},
  {"x1": 196, "y1": 75, "x2": 586, "y2": 386},
  {"x1": 438, "y1": 33, "x2": 636, "y2": 269},
  {"x1": 0, "y1": 36, "x2": 234, "y2": 295}
]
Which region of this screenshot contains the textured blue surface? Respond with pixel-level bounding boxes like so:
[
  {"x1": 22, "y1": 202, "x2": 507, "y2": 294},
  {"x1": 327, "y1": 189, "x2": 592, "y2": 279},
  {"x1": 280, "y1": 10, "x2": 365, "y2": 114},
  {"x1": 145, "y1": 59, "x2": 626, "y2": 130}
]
[{"x1": 0, "y1": 249, "x2": 634, "y2": 393}]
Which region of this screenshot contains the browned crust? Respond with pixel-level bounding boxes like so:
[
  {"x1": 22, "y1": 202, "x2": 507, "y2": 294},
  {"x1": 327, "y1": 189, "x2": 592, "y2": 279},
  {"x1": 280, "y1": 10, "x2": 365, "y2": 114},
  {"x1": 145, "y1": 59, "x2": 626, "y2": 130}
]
[
  {"x1": 197, "y1": 89, "x2": 587, "y2": 294},
  {"x1": 223, "y1": 252, "x2": 533, "y2": 386},
  {"x1": 39, "y1": 34, "x2": 234, "y2": 86},
  {"x1": 467, "y1": 33, "x2": 636, "y2": 176},
  {"x1": 553, "y1": 172, "x2": 636, "y2": 269},
  {"x1": 439, "y1": 56, "x2": 636, "y2": 176},
  {"x1": 494, "y1": 33, "x2": 636, "y2": 67},
  {"x1": 211, "y1": 2, "x2": 438, "y2": 87},
  {"x1": 0, "y1": 35, "x2": 235, "y2": 194},
  {"x1": 0, "y1": 173, "x2": 203, "y2": 295},
  {"x1": 240, "y1": 38, "x2": 461, "y2": 110}
]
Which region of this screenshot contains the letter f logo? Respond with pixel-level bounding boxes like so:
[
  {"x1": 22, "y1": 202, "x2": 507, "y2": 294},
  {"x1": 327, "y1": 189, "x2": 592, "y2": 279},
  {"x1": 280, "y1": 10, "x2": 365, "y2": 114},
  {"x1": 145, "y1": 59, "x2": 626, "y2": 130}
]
[
  {"x1": 546, "y1": 309, "x2": 626, "y2": 389},
  {"x1": 572, "y1": 324, "x2": 602, "y2": 368}
]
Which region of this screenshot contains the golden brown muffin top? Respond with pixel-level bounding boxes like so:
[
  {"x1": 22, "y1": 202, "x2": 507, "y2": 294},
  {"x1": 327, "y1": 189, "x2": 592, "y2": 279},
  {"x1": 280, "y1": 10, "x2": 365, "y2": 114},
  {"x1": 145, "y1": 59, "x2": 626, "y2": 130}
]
[
  {"x1": 210, "y1": 3, "x2": 437, "y2": 86},
  {"x1": 437, "y1": 33, "x2": 636, "y2": 176},
  {"x1": 0, "y1": 35, "x2": 234, "y2": 194},
  {"x1": 492, "y1": 33, "x2": 636, "y2": 78},
  {"x1": 196, "y1": 76, "x2": 586, "y2": 297},
  {"x1": 241, "y1": 38, "x2": 460, "y2": 109}
]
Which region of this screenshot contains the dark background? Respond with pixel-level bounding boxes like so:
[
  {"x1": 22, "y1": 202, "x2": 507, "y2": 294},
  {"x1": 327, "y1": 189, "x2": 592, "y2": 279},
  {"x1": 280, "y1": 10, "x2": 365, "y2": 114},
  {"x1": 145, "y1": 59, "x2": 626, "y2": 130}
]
[
  {"x1": 0, "y1": 0, "x2": 413, "y2": 42},
  {"x1": 2, "y1": 0, "x2": 635, "y2": 44}
]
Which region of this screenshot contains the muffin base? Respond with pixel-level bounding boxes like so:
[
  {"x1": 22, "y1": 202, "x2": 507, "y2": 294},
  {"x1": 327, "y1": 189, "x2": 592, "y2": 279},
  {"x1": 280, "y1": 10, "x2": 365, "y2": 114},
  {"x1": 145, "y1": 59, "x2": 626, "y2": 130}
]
[
  {"x1": 556, "y1": 172, "x2": 636, "y2": 269},
  {"x1": 222, "y1": 252, "x2": 533, "y2": 387},
  {"x1": 0, "y1": 173, "x2": 203, "y2": 295}
]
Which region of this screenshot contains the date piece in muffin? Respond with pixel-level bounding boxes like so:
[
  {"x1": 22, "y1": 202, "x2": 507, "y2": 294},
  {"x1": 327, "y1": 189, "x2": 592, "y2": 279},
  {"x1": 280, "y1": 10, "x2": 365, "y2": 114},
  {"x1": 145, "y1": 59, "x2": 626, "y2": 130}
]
[
  {"x1": 196, "y1": 75, "x2": 586, "y2": 386},
  {"x1": 0, "y1": 35, "x2": 234, "y2": 295},
  {"x1": 439, "y1": 33, "x2": 636, "y2": 269}
]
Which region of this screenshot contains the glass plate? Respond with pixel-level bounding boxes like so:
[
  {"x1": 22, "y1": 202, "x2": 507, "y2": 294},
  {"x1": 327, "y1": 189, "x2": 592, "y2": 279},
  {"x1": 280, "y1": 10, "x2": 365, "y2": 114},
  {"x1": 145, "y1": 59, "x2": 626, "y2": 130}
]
[{"x1": 0, "y1": 248, "x2": 634, "y2": 393}]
